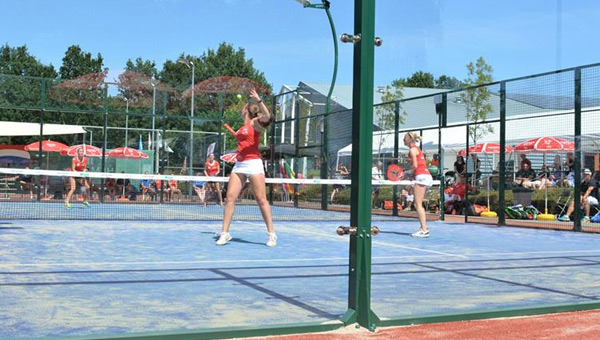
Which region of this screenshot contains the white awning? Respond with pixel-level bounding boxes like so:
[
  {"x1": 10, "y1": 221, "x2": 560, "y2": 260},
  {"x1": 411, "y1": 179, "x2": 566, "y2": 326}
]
[{"x1": 0, "y1": 121, "x2": 86, "y2": 136}]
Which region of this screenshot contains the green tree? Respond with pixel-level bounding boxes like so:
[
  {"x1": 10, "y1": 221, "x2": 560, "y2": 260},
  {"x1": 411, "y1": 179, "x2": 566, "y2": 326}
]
[
  {"x1": 157, "y1": 42, "x2": 272, "y2": 165},
  {"x1": 435, "y1": 75, "x2": 462, "y2": 89},
  {"x1": 59, "y1": 45, "x2": 104, "y2": 79},
  {"x1": 0, "y1": 44, "x2": 57, "y2": 77},
  {"x1": 374, "y1": 83, "x2": 404, "y2": 160},
  {"x1": 460, "y1": 57, "x2": 494, "y2": 146},
  {"x1": 0, "y1": 44, "x2": 57, "y2": 144},
  {"x1": 394, "y1": 71, "x2": 435, "y2": 88},
  {"x1": 125, "y1": 57, "x2": 158, "y2": 78}
]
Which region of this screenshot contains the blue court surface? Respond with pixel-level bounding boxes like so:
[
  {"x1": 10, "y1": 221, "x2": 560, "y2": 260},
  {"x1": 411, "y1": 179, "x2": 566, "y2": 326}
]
[{"x1": 1, "y1": 218, "x2": 600, "y2": 339}]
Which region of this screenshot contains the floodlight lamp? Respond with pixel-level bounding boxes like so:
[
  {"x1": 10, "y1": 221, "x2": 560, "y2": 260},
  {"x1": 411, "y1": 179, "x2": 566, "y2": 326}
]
[
  {"x1": 295, "y1": 0, "x2": 311, "y2": 6},
  {"x1": 177, "y1": 59, "x2": 192, "y2": 68}
]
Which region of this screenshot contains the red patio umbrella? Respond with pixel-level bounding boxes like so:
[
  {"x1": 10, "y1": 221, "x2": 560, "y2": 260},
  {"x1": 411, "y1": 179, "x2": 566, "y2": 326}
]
[
  {"x1": 514, "y1": 136, "x2": 574, "y2": 219},
  {"x1": 25, "y1": 140, "x2": 69, "y2": 169},
  {"x1": 60, "y1": 144, "x2": 103, "y2": 157},
  {"x1": 514, "y1": 136, "x2": 574, "y2": 153},
  {"x1": 458, "y1": 142, "x2": 514, "y2": 156},
  {"x1": 458, "y1": 142, "x2": 515, "y2": 216},
  {"x1": 106, "y1": 147, "x2": 149, "y2": 159},
  {"x1": 24, "y1": 140, "x2": 69, "y2": 152},
  {"x1": 220, "y1": 152, "x2": 237, "y2": 163}
]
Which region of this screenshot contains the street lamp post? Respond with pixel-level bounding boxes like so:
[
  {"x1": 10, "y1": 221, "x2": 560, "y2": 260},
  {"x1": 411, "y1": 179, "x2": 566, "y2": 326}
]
[
  {"x1": 178, "y1": 59, "x2": 195, "y2": 178},
  {"x1": 151, "y1": 81, "x2": 157, "y2": 173},
  {"x1": 124, "y1": 97, "x2": 129, "y2": 147},
  {"x1": 296, "y1": 0, "x2": 338, "y2": 210}
]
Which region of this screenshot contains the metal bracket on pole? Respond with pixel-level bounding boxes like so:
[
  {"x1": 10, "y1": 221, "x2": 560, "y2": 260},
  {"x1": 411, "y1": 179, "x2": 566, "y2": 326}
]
[{"x1": 337, "y1": 226, "x2": 379, "y2": 237}]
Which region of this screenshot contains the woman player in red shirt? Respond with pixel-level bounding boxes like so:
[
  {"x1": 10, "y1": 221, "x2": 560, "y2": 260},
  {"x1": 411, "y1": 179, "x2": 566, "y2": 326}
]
[
  {"x1": 64, "y1": 147, "x2": 91, "y2": 209},
  {"x1": 204, "y1": 153, "x2": 223, "y2": 206},
  {"x1": 217, "y1": 88, "x2": 276, "y2": 247},
  {"x1": 403, "y1": 132, "x2": 433, "y2": 238}
]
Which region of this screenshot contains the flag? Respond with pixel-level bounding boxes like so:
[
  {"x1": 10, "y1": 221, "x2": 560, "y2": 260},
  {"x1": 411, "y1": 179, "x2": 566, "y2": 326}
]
[
  {"x1": 207, "y1": 142, "x2": 216, "y2": 156},
  {"x1": 157, "y1": 132, "x2": 174, "y2": 153},
  {"x1": 138, "y1": 135, "x2": 143, "y2": 151}
]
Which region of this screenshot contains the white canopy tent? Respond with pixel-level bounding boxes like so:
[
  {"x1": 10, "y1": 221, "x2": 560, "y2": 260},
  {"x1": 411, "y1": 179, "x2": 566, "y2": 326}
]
[{"x1": 0, "y1": 121, "x2": 86, "y2": 136}]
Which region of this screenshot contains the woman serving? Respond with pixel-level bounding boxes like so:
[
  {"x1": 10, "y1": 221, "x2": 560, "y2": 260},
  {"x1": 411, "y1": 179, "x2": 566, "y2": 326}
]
[{"x1": 216, "y1": 88, "x2": 277, "y2": 247}]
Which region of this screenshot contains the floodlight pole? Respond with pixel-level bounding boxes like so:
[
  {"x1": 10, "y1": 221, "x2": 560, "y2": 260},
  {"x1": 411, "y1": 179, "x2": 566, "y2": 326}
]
[
  {"x1": 298, "y1": 0, "x2": 338, "y2": 210},
  {"x1": 151, "y1": 82, "x2": 157, "y2": 173},
  {"x1": 124, "y1": 97, "x2": 129, "y2": 146},
  {"x1": 178, "y1": 59, "x2": 195, "y2": 178}
]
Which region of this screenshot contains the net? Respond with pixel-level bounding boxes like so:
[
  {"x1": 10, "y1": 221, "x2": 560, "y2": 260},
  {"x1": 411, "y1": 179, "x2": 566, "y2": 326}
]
[{"x1": 0, "y1": 167, "x2": 440, "y2": 221}]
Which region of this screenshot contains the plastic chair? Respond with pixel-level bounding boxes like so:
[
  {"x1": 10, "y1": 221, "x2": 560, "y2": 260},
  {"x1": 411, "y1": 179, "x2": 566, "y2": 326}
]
[{"x1": 555, "y1": 189, "x2": 572, "y2": 216}]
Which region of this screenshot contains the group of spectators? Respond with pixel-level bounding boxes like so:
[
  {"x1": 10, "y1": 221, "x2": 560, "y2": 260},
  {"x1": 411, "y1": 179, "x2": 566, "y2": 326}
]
[{"x1": 513, "y1": 153, "x2": 580, "y2": 190}]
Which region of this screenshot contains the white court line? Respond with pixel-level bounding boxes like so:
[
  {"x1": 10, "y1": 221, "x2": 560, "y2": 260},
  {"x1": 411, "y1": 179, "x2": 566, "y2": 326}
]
[
  {"x1": 238, "y1": 221, "x2": 468, "y2": 258},
  {"x1": 1, "y1": 250, "x2": 600, "y2": 268}
]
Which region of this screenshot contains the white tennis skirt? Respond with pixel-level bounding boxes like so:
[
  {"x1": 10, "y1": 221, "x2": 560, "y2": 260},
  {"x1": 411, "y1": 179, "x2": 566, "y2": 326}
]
[
  {"x1": 232, "y1": 159, "x2": 265, "y2": 175},
  {"x1": 413, "y1": 174, "x2": 433, "y2": 187}
]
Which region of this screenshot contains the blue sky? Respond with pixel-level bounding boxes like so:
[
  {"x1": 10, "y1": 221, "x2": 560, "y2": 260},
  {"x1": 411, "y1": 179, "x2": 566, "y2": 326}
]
[{"x1": 1, "y1": 0, "x2": 598, "y2": 91}]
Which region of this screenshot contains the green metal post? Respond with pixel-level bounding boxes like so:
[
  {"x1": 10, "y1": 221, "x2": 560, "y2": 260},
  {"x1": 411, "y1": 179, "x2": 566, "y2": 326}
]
[
  {"x1": 321, "y1": 0, "x2": 338, "y2": 211},
  {"x1": 269, "y1": 96, "x2": 276, "y2": 205},
  {"x1": 341, "y1": 0, "x2": 380, "y2": 331},
  {"x1": 464, "y1": 125, "x2": 469, "y2": 223},
  {"x1": 392, "y1": 100, "x2": 400, "y2": 217},
  {"x1": 438, "y1": 93, "x2": 446, "y2": 221},
  {"x1": 100, "y1": 85, "x2": 108, "y2": 203},
  {"x1": 294, "y1": 92, "x2": 300, "y2": 208},
  {"x1": 218, "y1": 92, "x2": 225, "y2": 176},
  {"x1": 300, "y1": 0, "x2": 338, "y2": 211},
  {"x1": 573, "y1": 68, "x2": 582, "y2": 232},
  {"x1": 36, "y1": 78, "x2": 46, "y2": 201},
  {"x1": 498, "y1": 82, "x2": 506, "y2": 225}
]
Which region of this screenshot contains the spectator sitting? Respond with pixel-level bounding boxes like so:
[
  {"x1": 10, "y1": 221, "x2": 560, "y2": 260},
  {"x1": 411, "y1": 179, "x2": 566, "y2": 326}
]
[
  {"x1": 139, "y1": 171, "x2": 155, "y2": 201},
  {"x1": 104, "y1": 177, "x2": 116, "y2": 200},
  {"x1": 520, "y1": 154, "x2": 532, "y2": 171},
  {"x1": 192, "y1": 172, "x2": 207, "y2": 206},
  {"x1": 552, "y1": 155, "x2": 563, "y2": 181},
  {"x1": 446, "y1": 174, "x2": 473, "y2": 214},
  {"x1": 167, "y1": 176, "x2": 182, "y2": 202},
  {"x1": 18, "y1": 167, "x2": 34, "y2": 199},
  {"x1": 116, "y1": 171, "x2": 131, "y2": 198},
  {"x1": 558, "y1": 168, "x2": 599, "y2": 222},
  {"x1": 531, "y1": 164, "x2": 554, "y2": 189},
  {"x1": 514, "y1": 163, "x2": 536, "y2": 189}
]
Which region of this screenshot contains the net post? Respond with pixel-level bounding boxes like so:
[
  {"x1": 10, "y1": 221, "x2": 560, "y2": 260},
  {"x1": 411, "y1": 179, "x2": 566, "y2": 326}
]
[
  {"x1": 498, "y1": 81, "x2": 506, "y2": 225},
  {"x1": 342, "y1": 0, "x2": 380, "y2": 331},
  {"x1": 573, "y1": 67, "x2": 582, "y2": 232}
]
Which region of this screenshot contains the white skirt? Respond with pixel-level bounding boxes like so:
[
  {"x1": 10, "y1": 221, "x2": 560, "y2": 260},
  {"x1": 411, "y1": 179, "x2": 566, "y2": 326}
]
[
  {"x1": 232, "y1": 159, "x2": 265, "y2": 175},
  {"x1": 413, "y1": 174, "x2": 433, "y2": 187}
]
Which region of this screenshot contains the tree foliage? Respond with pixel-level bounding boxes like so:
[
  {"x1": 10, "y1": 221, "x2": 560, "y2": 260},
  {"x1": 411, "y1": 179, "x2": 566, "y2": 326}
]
[
  {"x1": 59, "y1": 45, "x2": 104, "y2": 79},
  {"x1": 460, "y1": 57, "x2": 494, "y2": 145}
]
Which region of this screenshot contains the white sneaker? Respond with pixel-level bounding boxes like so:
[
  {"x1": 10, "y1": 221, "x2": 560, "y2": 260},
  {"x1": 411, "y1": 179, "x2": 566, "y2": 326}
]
[
  {"x1": 411, "y1": 229, "x2": 430, "y2": 238},
  {"x1": 216, "y1": 232, "x2": 232, "y2": 245},
  {"x1": 266, "y1": 233, "x2": 278, "y2": 247}
]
